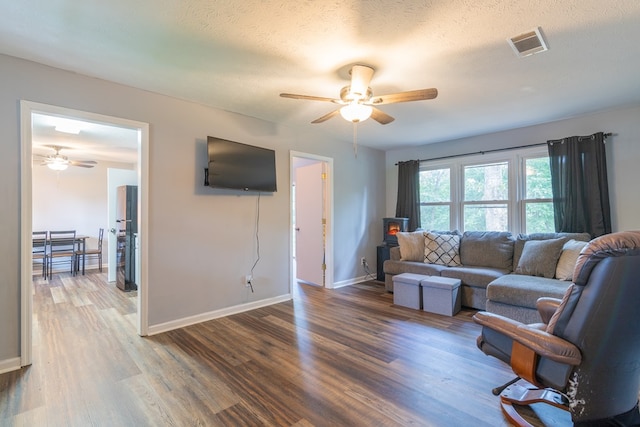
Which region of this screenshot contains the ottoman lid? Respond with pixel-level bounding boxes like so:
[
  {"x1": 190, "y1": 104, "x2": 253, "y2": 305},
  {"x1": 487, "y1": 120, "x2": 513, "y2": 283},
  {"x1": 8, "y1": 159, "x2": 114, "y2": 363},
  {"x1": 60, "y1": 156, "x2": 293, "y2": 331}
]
[
  {"x1": 421, "y1": 276, "x2": 461, "y2": 290},
  {"x1": 392, "y1": 272, "x2": 428, "y2": 285}
]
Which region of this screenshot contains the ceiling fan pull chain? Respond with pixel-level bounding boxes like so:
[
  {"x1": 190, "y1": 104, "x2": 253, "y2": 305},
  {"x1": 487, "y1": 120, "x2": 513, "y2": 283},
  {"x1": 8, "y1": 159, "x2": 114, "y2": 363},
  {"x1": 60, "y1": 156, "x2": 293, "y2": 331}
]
[{"x1": 353, "y1": 122, "x2": 358, "y2": 158}]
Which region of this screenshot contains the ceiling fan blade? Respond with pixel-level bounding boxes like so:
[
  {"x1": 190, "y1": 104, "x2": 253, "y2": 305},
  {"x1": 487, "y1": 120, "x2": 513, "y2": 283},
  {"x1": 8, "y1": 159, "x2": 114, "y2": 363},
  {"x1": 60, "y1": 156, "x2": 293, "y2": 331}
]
[
  {"x1": 370, "y1": 107, "x2": 395, "y2": 125},
  {"x1": 69, "y1": 160, "x2": 97, "y2": 167},
  {"x1": 68, "y1": 161, "x2": 95, "y2": 168},
  {"x1": 370, "y1": 88, "x2": 438, "y2": 105},
  {"x1": 350, "y1": 65, "x2": 374, "y2": 97},
  {"x1": 280, "y1": 93, "x2": 337, "y2": 103},
  {"x1": 311, "y1": 109, "x2": 341, "y2": 124},
  {"x1": 72, "y1": 160, "x2": 97, "y2": 164}
]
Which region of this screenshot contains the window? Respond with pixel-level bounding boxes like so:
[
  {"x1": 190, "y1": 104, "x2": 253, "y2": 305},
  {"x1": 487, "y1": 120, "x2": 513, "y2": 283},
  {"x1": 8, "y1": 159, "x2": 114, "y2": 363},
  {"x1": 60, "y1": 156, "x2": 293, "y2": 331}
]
[
  {"x1": 418, "y1": 147, "x2": 554, "y2": 234},
  {"x1": 419, "y1": 168, "x2": 451, "y2": 231},
  {"x1": 463, "y1": 161, "x2": 509, "y2": 231},
  {"x1": 522, "y1": 156, "x2": 554, "y2": 233}
]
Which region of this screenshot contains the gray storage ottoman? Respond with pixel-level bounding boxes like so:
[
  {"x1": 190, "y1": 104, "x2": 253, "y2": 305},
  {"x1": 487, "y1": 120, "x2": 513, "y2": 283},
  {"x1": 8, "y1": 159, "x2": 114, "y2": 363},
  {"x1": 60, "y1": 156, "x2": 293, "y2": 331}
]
[
  {"x1": 392, "y1": 273, "x2": 427, "y2": 309},
  {"x1": 421, "y1": 276, "x2": 462, "y2": 316}
]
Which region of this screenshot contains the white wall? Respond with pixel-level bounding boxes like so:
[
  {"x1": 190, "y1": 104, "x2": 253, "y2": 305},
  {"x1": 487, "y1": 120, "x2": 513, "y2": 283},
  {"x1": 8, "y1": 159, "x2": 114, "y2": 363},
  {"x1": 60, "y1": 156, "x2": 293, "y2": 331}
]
[
  {"x1": 385, "y1": 105, "x2": 640, "y2": 233},
  {"x1": 0, "y1": 54, "x2": 386, "y2": 363}
]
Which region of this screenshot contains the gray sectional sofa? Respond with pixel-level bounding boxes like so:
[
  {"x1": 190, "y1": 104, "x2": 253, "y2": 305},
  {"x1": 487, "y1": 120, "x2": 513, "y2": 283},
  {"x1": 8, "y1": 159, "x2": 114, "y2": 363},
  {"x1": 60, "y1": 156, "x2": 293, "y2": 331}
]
[{"x1": 383, "y1": 230, "x2": 591, "y2": 323}]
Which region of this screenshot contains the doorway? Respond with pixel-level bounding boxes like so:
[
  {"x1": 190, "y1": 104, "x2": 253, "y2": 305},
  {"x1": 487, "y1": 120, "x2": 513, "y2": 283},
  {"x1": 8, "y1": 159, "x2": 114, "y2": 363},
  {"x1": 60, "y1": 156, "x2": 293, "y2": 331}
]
[
  {"x1": 290, "y1": 151, "x2": 334, "y2": 292},
  {"x1": 19, "y1": 101, "x2": 149, "y2": 366}
]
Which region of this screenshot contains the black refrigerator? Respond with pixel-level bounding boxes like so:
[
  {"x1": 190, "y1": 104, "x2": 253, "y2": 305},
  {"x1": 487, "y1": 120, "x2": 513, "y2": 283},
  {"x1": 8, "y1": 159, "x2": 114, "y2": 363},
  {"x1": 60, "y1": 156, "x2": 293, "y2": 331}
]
[{"x1": 116, "y1": 185, "x2": 138, "y2": 291}]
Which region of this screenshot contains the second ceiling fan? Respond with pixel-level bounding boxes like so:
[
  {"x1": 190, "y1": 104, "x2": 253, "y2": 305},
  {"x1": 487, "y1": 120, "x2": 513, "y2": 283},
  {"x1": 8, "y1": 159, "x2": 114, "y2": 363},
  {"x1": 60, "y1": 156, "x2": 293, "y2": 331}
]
[
  {"x1": 36, "y1": 145, "x2": 97, "y2": 171},
  {"x1": 280, "y1": 65, "x2": 438, "y2": 125}
]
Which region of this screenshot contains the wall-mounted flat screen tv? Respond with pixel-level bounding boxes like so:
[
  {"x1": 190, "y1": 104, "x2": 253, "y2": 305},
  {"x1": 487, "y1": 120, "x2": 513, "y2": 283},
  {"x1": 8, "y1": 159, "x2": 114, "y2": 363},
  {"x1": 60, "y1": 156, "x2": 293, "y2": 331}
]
[{"x1": 206, "y1": 136, "x2": 277, "y2": 192}]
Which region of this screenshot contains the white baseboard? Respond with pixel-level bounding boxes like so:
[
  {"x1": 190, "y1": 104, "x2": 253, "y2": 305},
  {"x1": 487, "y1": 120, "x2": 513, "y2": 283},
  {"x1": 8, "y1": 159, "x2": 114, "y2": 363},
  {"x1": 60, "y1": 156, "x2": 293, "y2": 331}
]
[
  {"x1": 332, "y1": 276, "x2": 370, "y2": 288},
  {"x1": 147, "y1": 293, "x2": 292, "y2": 336},
  {"x1": 0, "y1": 357, "x2": 22, "y2": 375}
]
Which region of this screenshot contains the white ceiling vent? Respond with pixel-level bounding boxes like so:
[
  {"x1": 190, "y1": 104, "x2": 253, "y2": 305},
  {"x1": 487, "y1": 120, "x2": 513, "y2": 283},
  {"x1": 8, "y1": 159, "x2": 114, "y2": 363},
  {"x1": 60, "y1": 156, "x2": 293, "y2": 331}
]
[{"x1": 508, "y1": 27, "x2": 548, "y2": 57}]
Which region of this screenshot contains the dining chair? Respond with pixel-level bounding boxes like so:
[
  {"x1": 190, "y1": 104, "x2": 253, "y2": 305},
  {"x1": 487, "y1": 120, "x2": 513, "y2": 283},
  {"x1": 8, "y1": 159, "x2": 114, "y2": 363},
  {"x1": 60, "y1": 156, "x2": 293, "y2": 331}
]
[
  {"x1": 32, "y1": 231, "x2": 48, "y2": 278},
  {"x1": 48, "y1": 230, "x2": 77, "y2": 279},
  {"x1": 77, "y1": 228, "x2": 104, "y2": 273}
]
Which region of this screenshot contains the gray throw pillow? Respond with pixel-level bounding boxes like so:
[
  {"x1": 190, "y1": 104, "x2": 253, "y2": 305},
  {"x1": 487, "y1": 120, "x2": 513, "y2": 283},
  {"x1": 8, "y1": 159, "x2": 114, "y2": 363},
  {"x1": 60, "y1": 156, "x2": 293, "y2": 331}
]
[
  {"x1": 515, "y1": 238, "x2": 565, "y2": 278},
  {"x1": 460, "y1": 231, "x2": 514, "y2": 270},
  {"x1": 512, "y1": 232, "x2": 590, "y2": 270}
]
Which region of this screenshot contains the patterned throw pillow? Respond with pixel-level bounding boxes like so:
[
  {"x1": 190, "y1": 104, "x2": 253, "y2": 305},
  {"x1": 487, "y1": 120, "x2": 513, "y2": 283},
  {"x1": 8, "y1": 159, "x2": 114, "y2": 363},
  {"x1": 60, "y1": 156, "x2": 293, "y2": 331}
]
[{"x1": 424, "y1": 232, "x2": 461, "y2": 266}]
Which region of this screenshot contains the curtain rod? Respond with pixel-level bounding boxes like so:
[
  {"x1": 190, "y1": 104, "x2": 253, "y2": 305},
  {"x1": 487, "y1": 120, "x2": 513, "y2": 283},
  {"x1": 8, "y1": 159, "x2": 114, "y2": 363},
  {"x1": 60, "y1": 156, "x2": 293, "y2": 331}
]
[
  {"x1": 396, "y1": 132, "x2": 612, "y2": 164},
  {"x1": 547, "y1": 132, "x2": 612, "y2": 144}
]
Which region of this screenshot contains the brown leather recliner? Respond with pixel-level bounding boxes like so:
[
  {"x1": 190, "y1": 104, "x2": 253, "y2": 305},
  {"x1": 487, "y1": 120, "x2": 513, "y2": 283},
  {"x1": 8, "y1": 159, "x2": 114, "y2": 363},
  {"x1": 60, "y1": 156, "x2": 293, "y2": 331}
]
[{"x1": 474, "y1": 230, "x2": 640, "y2": 426}]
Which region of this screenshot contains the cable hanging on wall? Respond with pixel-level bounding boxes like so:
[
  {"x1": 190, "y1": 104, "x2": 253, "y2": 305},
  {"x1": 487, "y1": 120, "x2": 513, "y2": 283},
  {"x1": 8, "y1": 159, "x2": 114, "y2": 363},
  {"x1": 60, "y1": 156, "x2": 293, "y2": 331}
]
[{"x1": 247, "y1": 192, "x2": 262, "y2": 293}]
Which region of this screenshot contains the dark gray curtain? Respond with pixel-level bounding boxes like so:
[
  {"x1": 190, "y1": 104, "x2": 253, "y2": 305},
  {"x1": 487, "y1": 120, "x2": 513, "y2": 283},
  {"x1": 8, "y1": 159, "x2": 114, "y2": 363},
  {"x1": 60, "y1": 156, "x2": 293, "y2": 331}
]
[
  {"x1": 547, "y1": 132, "x2": 611, "y2": 237},
  {"x1": 395, "y1": 160, "x2": 421, "y2": 231}
]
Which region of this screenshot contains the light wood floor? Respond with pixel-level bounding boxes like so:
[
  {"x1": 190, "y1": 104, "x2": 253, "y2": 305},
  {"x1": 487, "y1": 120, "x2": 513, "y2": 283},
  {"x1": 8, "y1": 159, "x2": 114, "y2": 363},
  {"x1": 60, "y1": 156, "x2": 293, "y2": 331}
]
[{"x1": 0, "y1": 272, "x2": 568, "y2": 426}]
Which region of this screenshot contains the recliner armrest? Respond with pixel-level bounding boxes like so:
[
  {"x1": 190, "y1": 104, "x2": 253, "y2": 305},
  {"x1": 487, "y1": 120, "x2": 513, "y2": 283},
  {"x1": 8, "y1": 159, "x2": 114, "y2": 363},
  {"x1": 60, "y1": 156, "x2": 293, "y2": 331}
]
[
  {"x1": 536, "y1": 297, "x2": 562, "y2": 324},
  {"x1": 473, "y1": 312, "x2": 581, "y2": 366}
]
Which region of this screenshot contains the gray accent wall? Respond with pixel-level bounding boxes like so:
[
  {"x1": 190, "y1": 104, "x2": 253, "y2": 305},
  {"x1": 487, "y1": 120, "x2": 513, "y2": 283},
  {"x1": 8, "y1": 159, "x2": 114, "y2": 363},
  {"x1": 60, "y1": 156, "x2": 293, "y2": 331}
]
[
  {"x1": 0, "y1": 54, "x2": 386, "y2": 363},
  {"x1": 385, "y1": 105, "x2": 640, "y2": 233}
]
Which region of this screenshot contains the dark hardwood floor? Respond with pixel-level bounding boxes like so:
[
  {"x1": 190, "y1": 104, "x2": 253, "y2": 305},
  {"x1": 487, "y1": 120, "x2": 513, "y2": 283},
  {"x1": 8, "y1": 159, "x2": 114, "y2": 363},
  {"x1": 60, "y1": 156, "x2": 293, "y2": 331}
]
[{"x1": 0, "y1": 272, "x2": 569, "y2": 426}]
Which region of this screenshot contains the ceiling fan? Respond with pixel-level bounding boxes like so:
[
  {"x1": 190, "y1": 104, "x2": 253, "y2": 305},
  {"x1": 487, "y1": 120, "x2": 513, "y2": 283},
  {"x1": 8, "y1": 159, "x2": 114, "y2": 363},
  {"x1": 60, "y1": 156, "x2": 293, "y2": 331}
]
[
  {"x1": 35, "y1": 145, "x2": 97, "y2": 171},
  {"x1": 280, "y1": 65, "x2": 438, "y2": 125}
]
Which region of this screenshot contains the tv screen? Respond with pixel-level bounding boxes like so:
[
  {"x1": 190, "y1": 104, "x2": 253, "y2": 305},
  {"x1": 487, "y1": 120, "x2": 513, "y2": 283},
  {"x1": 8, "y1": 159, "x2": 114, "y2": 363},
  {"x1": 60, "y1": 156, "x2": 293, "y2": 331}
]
[{"x1": 206, "y1": 136, "x2": 277, "y2": 192}]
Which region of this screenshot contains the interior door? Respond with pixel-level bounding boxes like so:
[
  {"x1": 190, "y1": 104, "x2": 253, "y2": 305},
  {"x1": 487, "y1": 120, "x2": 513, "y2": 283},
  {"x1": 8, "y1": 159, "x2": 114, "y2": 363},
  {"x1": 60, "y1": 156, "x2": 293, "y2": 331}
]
[
  {"x1": 107, "y1": 168, "x2": 137, "y2": 282},
  {"x1": 294, "y1": 161, "x2": 325, "y2": 286}
]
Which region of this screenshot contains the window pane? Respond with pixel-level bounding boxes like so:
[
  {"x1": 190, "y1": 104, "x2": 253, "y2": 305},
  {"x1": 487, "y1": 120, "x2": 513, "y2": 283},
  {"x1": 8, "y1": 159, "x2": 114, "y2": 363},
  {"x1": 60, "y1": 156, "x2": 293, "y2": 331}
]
[
  {"x1": 420, "y1": 205, "x2": 450, "y2": 231},
  {"x1": 525, "y1": 157, "x2": 552, "y2": 199},
  {"x1": 464, "y1": 162, "x2": 508, "y2": 201},
  {"x1": 525, "y1": 202, "x2": 555, "y2": 234},
  {"x1": 419, "y1": 168, "x2": 450, "y2": 202},
  {"x1": 464, "y1": 204, "x2": 508, "y2": 231}
]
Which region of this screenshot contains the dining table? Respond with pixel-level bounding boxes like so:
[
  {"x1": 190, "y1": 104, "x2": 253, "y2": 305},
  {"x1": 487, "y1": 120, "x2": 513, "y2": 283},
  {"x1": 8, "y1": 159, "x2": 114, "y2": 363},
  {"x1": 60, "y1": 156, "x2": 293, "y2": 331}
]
[{"x1": 35, "y1": 233, "x2": 90, "y2": 276}]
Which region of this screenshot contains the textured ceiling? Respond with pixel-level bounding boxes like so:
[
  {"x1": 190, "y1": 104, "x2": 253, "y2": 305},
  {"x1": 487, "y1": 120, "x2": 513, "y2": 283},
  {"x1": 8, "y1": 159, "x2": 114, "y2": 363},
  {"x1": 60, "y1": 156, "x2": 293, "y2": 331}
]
[{"x1": 3, "y1": 0, "x2": 640, "y2": 151}]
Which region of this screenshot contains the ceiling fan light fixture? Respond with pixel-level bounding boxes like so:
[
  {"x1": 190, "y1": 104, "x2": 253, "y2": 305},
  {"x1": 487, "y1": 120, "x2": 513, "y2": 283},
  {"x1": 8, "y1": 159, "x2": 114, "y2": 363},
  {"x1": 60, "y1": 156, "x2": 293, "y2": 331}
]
[
  {"x1": 340, "y1": 103, "x2": 372, "y2": 123},
  {"x1": 47, "y1": 160, "x2": 69, "y2": 171},
  {"x1": 348, "y1": 65, "x2": 375, "y2": 99}
]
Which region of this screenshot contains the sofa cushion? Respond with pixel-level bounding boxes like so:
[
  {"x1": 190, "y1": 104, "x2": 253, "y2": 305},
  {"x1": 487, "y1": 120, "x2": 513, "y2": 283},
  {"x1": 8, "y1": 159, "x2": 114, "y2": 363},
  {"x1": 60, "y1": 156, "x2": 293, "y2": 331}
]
[
  {"x1": 555, "y1": 239, "x2": 589, "y2": 281},
  {"x1": 424, "y1": 231, "x2": 461, "y2": 266},
  {"x1": 389, "y1": 245, "x2": 401, "y2": 261},
  {"x1": 485, "y1": 300, "x2": 542, "y2": 324},
  {"x1": 487, "y1": 274, "x2": 571, "y2": 309},
  {"x1": 396, "y1": 230, "x2": 426, "y2": 262},
  {"x1": 515, "y1": 238, "x2": 565, "y2": 278},
  {"x1": 512, "y1": 232, "x2": 591, "y2": 271},
  {"x1": 383, "y1": 259, "x2": 448, "y2": 277},
  {"x1": 440, "y1": 265, "x2": 510, "y2": 289},
  {"x1": 460, "y1": 231, "x2": 514, "y2": 270}
]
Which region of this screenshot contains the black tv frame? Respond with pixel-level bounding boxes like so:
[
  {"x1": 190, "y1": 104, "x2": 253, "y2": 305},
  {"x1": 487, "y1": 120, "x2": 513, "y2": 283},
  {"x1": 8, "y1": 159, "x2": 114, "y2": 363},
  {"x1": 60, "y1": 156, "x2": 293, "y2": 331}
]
[{"x1": 205, "y1": 137, "x2": 277, "y2": 192}]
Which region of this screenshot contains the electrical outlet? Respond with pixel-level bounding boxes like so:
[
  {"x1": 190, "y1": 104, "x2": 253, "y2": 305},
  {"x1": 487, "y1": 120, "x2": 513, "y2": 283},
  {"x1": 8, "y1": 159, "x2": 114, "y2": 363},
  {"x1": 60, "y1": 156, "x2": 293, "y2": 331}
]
[{"x1": 361, "y1": 257, "x2": 366, "y2": 266}]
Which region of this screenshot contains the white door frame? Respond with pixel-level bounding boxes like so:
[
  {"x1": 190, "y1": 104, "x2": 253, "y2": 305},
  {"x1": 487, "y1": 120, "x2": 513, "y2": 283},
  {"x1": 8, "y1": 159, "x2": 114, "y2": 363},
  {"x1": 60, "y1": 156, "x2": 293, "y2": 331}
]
[
  {"x1": 290, "y1": 151, "x2": 334, "y2": 290},
  {"x1": 19, "y1": 101, "x2": 150, "y2": 366}
]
